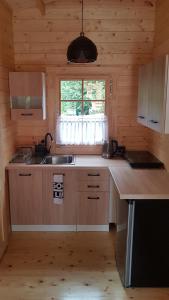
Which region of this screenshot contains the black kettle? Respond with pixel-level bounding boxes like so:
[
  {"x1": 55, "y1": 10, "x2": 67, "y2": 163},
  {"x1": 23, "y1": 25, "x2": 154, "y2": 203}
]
[
  {"x1": 111, "y1": 139, "x2": 126, "y2": 157},
  {"x1": 111, "y1": 139, "x2": 118, "y2": 156}
]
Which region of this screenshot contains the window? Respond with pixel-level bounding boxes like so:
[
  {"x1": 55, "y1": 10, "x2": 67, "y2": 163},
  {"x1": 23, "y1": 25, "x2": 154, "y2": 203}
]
[{"x1": 56, "y1": 79, "x2": 108, "y2": 145}]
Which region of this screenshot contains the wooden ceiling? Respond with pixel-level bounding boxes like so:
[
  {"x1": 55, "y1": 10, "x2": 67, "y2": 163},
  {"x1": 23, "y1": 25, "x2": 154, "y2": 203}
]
[
  {"x1": 5, "y1": 0, "x2": 61, "y2": 14},
  {"x1": 5, "y1": 0, "x2": 77, "y2": 8}
]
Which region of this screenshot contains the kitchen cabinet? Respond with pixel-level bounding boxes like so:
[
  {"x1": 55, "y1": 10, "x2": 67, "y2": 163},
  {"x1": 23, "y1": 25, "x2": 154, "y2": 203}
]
[
  {"x1": 137, "y1": 54, "x2": 169, "y2": 133},
  {"x1": 42, "y1": 168, "x2": 77, "y2": 230},
  {"x1": 116, "y1": 198, "x2": 169, "y2": 287},
  {"x1": 9, "y1": 168, "x2": 43, "y2": 227},
  {"x1": 9, "y1": 72, "x2": 46, "y2": 120},
  {"x1": 137, "y1": 62, "x2": 152, "y2": 127},
  {"x1": 77, "y1": 168, "x2": 109, "y2": 231},
  {"x1": 8, "y1": 166, "x2": 111, "y2": 231}
]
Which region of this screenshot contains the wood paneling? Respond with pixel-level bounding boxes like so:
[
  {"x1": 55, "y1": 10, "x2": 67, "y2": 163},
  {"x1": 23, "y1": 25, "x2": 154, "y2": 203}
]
[
  {"x1": 0, "y1": 0, "x2": 15, "y2": 254},
  {"x1": 7, "y1": 0, "x2": 155, "y2": 151},
  {"x1": 147, "y1": 0, "x2": 169, "y2": 170}
]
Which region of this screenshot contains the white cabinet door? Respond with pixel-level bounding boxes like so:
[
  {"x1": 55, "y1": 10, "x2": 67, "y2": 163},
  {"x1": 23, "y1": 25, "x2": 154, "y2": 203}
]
[
  {"x1": 137, "y1": 63, "x2": 152, "y2": 127},
  {"x1": 148, "y1": 56, "x2": 165, "y2": 132},
  {"x1": 137, "y1": 55, "x2": 169, "y2": 133}
]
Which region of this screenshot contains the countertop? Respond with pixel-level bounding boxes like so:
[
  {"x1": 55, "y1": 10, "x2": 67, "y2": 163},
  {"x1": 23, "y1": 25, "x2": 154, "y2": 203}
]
[
  {"x1": 7, "y1": 155, "x2": 128, "y2": 169},
  {"x1": 109, "y1": 167, "x2": 169, "y2": 199},
  {"x1": 7, "y1": 155, "x2": 169, "y2": 200}
]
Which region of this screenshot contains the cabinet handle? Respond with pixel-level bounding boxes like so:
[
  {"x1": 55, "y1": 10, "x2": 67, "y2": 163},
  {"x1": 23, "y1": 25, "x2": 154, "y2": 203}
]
[
  {"x1": 150, "y1": 120, "x2": 159, "y2": 124},
  {"x1": 21, "y1": 113, "x2": 33, "y2": 116},
  {"x1": 87, "y1": 185, "x2": 100, "y2": 188},
  {"x1": 87, "y1": 173, "x2": 100, "y2": 177},
  {"x1": 19, "y1": 173, "x2": 32, "y2": 176},
  {"x1": 138, "y1": 115, "x2": 145, "y2": 119},
  {"x1": 87, "y1": 197, "x2": 100, "y2": 200}
]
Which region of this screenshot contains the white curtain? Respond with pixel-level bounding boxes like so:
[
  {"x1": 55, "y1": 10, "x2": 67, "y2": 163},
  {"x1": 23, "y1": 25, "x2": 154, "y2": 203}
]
[{"x1": 56, "y1": 115, "x2": 108, "y2": 145}]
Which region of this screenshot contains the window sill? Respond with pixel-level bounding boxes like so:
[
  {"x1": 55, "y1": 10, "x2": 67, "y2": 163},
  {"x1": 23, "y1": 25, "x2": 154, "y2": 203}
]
[{"x1": 54, "y1": 144, "x2": 103, "y2": 155}]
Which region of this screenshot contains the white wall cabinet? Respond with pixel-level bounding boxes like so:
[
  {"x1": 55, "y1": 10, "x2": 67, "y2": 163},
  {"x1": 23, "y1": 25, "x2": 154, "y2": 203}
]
[
  {"x1": 137, "y1": 55, "x2": 169, "y2": 133},
  {"x1": 137, "y1": 62, "x2": 152, "y2": 127}
]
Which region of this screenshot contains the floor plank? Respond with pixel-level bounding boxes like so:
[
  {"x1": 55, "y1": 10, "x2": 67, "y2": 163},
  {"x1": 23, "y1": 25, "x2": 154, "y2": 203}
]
[{"x1": 0, "y1": 230, "x2": 169, "y2": 300}]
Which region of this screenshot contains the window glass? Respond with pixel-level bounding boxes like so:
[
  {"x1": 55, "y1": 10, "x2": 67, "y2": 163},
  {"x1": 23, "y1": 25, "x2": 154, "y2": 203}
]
[
  {"x1": 60, "y1": 80, "x2": 82, "y2": 100},
  {"x1": 61, "y1": 101, "x2": 82, "y2": 116},
  {"x1": 84, "y1": 101, "x2": 105, "y2": 115},
  {"x1": 83, "y1": 80, "x2": 105, "y2": 100}
]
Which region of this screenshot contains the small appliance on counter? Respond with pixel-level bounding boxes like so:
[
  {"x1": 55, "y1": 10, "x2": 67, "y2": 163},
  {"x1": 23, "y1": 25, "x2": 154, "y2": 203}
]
[
  {"x1": 102, "y1": 139, "x2": 125, "y2": 159},
  {"x1": 10, "y1": 133, "x2": 54, "y2": 164},
  {"x1": 125, "y1": 151, "x2": 164, "y2": 169},
  {"x1": 35, "y1": 132, "x2": 53, "y2": 156},
  {"x1": 9, "y1": 147, "x2": 33, "y2": 163}
]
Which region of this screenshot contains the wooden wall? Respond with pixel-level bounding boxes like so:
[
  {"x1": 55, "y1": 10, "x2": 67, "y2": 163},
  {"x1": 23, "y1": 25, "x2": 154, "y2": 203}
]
[
  {"x1": 0, "y1": 0, "x2": 15, "y2": 250},
  {"x1": 11, "y1": 0, "x2": 156, "y2": 152},
  {"x1": 148, "y1": 0, "x2": 169, "y2": 169}
]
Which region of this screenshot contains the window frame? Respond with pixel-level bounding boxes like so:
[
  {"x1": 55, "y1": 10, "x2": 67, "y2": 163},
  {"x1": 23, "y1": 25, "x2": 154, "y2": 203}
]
[{"x1": 58, "y1": 76, "x2": 109, "y2": 117}]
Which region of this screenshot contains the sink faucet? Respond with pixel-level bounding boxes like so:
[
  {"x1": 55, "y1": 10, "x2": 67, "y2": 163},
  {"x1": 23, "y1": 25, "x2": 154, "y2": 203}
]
[{"x1": 44, "y1": 132, "x2": 53, "y2": 154}]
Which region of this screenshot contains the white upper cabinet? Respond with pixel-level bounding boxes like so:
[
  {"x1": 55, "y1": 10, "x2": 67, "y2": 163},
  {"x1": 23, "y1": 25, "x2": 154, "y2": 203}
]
[
  {"x1": 137, "y1": 55, "x2": 169, "y2": 133},
  {"x1": 137, "y1": 62, "x2": 152, "y2": 127}
]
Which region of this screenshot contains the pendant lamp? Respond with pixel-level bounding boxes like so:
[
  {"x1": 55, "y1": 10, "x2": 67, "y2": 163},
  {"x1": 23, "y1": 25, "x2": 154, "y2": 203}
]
[{"x1": 67, "y1": 0, "x2": 98, "y2": 63}]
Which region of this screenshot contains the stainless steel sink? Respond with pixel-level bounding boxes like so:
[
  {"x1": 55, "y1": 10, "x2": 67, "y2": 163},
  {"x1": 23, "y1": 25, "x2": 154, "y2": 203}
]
[{"x1": 42, "y1": 155, "x2": 75, "y2": 165}]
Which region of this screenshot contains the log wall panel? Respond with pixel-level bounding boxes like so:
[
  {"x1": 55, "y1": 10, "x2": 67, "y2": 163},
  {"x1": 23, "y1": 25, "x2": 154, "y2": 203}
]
[
  {"x1": 0, "y1": 0, "x2": 15, "y2": 251},
  {"x1": 10, "y1": 0, "x2": 155, "y2": 151},
  {"x1": 147, "y1": 0, "x2": 169, "y2": 170}
]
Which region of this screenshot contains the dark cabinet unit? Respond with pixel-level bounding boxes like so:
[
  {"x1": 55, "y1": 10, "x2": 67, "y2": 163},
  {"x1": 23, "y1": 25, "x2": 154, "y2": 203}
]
[{"x1": 116, "y1": 199, "x2": 169, "y2": 287}]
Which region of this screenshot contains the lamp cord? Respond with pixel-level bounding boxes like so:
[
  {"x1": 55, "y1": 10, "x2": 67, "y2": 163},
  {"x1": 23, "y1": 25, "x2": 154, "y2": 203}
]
[{"x1": 81, "y1": 0, "x2": 84, "y2": 36}]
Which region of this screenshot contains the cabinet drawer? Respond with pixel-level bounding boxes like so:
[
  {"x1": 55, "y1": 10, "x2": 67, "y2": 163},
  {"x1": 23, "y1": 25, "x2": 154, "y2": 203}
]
[
  {"x1": 77, "y1": 192, "x2": 109, "y2": 225},
  {"x1": 78, "y1": 180, "x2": 109, "y2": 192},
  {"x1": 11, "y1": 109, "x2": 43, "y2": 120},
  {"x1": 77, "y1": 169, "x2": 109, "y2": 181}
]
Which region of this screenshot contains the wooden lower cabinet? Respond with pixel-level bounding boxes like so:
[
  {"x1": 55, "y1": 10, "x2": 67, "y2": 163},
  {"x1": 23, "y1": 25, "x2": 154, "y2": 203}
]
[
  {"x1": 9, "y1": 168, "x2": 43, "y2": 225},
  {"x1": 77, "y1": 192, "x2": 109, "y2": 225},
  {"x1": 8, "y1": 167, "x2": 110, "y2": 231},
  {"x1": 42, "y1": 169, "x2": 77, "y2": 226},
  {"x1": 77, "y1": 168, "x2": 110, "y2": 231}
]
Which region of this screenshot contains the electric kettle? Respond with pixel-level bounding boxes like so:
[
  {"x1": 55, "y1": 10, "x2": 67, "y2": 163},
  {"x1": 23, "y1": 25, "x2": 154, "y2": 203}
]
[
  {"x1": 111, "y1": 139, "x2": 126, "y2": 157},
  {"x1": 102, "y1": 140, "x2": 113, "y2": 158},
  {"x1": 102, "y1": 139, "x2": 126, "y2": 158}
]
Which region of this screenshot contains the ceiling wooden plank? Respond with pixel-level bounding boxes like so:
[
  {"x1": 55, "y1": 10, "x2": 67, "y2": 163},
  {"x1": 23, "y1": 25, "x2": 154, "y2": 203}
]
[
  {"x1": 1, "y1": 0, "x2": 13, "y2": 12},
  {"x1": 36, "y1": 0, "x2": 45, "y2": 15}
]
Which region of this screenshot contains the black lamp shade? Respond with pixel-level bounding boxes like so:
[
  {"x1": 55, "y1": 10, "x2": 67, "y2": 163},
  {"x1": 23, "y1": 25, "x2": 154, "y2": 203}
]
[{"x1": 67, "y1": 34, "x2": 98, "y2": 63}]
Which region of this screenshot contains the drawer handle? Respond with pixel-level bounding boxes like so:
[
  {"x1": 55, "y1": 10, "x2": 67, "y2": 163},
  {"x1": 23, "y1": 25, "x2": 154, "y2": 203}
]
[
  {"x1": 87, "y1": 173, "x2": 100, "y2": 177},
  {"x1": 21, "y1": 113, "x2": 33, "y2": 116},
  {"x1": 138, "y1": 115, "x2": 145, "y2": 119},
  {"x1": 19, "y1": 173, "x2": 32, "y2": 176},
  {"x1": 88, "y1": 185, "x2": 100, "y2": 188},
  {"x1": 88, "y1": 197, "x2": 100, "y2": 200},
  {"x1": 150, "y1": 120, "x2": 159, "y2": 124}
]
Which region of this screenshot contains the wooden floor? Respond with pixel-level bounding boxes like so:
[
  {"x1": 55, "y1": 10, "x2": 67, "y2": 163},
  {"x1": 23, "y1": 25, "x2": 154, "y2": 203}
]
[{"x1": 0, "y1": 230, "x2": 169, "y2": 300}]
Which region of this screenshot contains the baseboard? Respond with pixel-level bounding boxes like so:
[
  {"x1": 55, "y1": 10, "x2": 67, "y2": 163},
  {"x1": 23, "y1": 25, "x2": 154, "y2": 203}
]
[
  {"x1": 77, "y1": 225, "x2": 109, "y2": 232},
  {"x1": 12, "y1": 224, "x2": 109, "y2": 232},
  {"x1": 11, "y1": 225, "x2": 76, "y2": 232}
]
